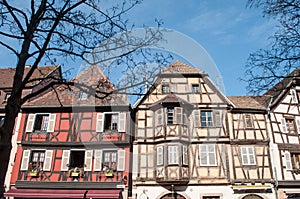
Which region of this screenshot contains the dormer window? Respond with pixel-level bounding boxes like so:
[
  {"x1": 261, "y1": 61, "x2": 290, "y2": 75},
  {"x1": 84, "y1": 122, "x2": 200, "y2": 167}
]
[
  {"x1": 162, "y1": 85, "x2": 169, "y2": 94},
  {"x1": 79, "y1": 91, "x2": 88, "y2": 100}
]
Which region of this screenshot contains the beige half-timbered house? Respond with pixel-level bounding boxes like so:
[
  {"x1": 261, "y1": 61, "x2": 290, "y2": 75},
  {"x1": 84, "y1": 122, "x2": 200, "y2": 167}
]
[
  {"x1": 132, "y1": 61, "x2": 234, "y2": 199},
  {"x1": 266, "y1": 69, "x2": 300, "y2": 199},
  {"x1": 228, "y1": 96, "x2": 275, "y2": 199}
]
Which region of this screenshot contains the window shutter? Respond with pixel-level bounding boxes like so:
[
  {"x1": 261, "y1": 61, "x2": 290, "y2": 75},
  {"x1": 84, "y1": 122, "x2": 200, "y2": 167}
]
[
  {"x1": 155, "y1": 109, "x2": 164, "y2": 126},
  {"x1": 61, "y1": 150, "x2": 70, "y2": 171},
  {"x1": 20, "y1": 150, "x2": 31, "y2": 171},
  {"x1": 174, "y1": 107, "x2": 183, "y2": 124},
  {"x1": 280, "y1": 118, "x2": 288, "y2": 133},
  {"x1": 182, "y1": 145, "x2": 188, "y2": 165},
  {"x1": 96, "y1": 113, "x2": 104, "y2": 132},
  {"x1": 208, "y1": 145, "x2": 217, "y2": 165},
  {"x1": 199, "y1": 144, "x2": 207, "y2": 165},
  {"x1": 241, "y1": 147, "x2": 248, "y2": 165},
  {"x1": 296, "y1": 117, "x2": 300, "y2": 134},
  {"x1": 43, "y1": 150, "x2": 53, "y2": 171},
  {"x1": 26, "y1": 114, "x2": 36, "y2": 132},
  {"x1": 194, "y1": 110, "x2": 200, "y2": 128},
  {"x1": 157, "y1": 146, "x2": 164, "y2": 166},
  {"x1": 84, "y1": 150, "x2": 93, "y2": 171},
  {"x1": 248, "y1": 147, "x2": 256, "y2": 165},
  {"x1": 214, "y1": 110, "x2": 222, "y2": 127},
  {"x1": 117, "y1": 150, "x2": 126, "y2": 171},
  {"x1": 94, "y1": 150, "x2": 103, "y2": 171},
  {"x1": 47, "y1": 114, "x2": 56, "y2": 132},
  {"x1": 285, "y1": 151, "x2": 293, "y2": 170},
  {"x1": 118, "y1": 112, "x2": 127, "y2": 132}
]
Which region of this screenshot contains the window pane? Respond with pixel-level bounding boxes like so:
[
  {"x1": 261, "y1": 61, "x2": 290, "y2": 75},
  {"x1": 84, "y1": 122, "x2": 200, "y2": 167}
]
[{"x1": 167, "y1": 108, "x2": 174, "y2": 124}]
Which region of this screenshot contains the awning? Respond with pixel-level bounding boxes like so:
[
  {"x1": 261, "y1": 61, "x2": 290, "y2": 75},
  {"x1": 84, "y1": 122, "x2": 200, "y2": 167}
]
[
  {"x1": 86, "y1": 190, "x2": 120, "y2": 198},
  {"x1": 4, "y1": 189, "x2": 86, "y2": 198},
  {"x1": 4, "y1": 189, "x2": 121, "y2": 198}
]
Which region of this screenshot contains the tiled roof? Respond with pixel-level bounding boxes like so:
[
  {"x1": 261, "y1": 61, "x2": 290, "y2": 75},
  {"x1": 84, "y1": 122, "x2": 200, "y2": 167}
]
[
  {"x1": 264, "y1": 68, "x2": 300, "y2": 102},
  {"x1": 0, "y1": 65, "x2": 58, "y2": 89},
  {"x1": 161, "y1": 61, "x2": 205, "y2": 74},
  {"x1": 24, "y1": 65, "x2": 128, "y2": 107},
  {"x1": 228, "y1": 96, "x2": 268, "y2": 110}
]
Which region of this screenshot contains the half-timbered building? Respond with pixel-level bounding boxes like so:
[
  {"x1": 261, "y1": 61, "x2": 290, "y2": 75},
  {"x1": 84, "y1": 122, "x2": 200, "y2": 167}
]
[
  {"x1": 132, "y1": 61, "x2": 235, "y2": 199},
  {"x1": 5, "y1": 65, "x2": 132, "y2": 199},
  {"x1": 265, "y1": 68, "x2": 300, "y2": 199},
  {"x1": 0, "y1": 65, "x2": 62, "y2": 193},
  {"x1": 228, "y1": 96, "x2": 274, "y2": 199}
]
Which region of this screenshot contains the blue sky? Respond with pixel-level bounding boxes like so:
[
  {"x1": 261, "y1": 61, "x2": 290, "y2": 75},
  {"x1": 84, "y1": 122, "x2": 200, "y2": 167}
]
[
  {"x1": 124, "y1": 0, "x2": 277, "y2": 96},
  {"x1": 0, "y1": 0, "x2": 277, "y2": 97}
]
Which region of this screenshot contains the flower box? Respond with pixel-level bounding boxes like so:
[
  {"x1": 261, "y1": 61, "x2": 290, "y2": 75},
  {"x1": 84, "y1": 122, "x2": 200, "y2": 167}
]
[{"x1": 30, "y1": 168, "x2": 39, "y2": 177}]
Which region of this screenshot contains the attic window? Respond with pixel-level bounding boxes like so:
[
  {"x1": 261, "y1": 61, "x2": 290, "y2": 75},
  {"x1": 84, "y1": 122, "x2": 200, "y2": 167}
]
[
  {"x1": 162, "y1": 85, "x2": 169, "y2": 94},
  {"x1": 192, "y1": 84, "x2": 199, "y2": 93},
  {"x1": 79, "y1": 91, "x2": 88, "y2": 100}
]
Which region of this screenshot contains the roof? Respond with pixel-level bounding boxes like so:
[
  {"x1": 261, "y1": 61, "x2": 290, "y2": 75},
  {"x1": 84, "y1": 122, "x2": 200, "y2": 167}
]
[
  {"x1": 0, "y1": 65, "x2": 58, "y2": 89},
  {"x1": 161, "y1": 61, "x2": 206, "y2": 74},
  {"x1": 264, "y1": 68, "x2": 300, "y2": 98},
  {"x1": 227, "y1": 96, "x2": 268, "y2": 110},
  {"x1": 24, "y1": 65, "x2": 128, "y2": 107}
]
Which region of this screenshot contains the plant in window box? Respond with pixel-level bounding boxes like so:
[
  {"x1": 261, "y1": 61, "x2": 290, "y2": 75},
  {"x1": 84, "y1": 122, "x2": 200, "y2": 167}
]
[
  {"x1": 103, "y1": 166, "x2": 114, "y2": 177},
  {"x1": 30, "y1": 167, "x2": 40, "y2": 177},
  {"x1": 69, "y1": 167, "x2": 84, "y2": 177}
]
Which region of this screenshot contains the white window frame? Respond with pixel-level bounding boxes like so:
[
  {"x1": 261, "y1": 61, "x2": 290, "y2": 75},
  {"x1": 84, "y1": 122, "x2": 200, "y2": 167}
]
[
  {"x1": 241, "y1": 146, "x2": 256, "y2": 165},
  {"x1": 168, "y1": 145, "x2": 179, "y2": 165},
  {"x1": 201, "y1": 111, "x2": 213, "y2": 127},
  {"x1": 244, "y1": 114, "x2": 253, "y2": 128},
  {"x1": 96, "y1": 112, "x2": 126, "y2": 133},
  {"x1": 199, "y1": 144, "x2": 217, "y2": 166}
]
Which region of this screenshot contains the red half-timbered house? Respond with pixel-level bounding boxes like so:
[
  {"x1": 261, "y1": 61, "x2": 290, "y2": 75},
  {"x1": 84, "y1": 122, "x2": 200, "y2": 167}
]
[{"x1": 5, "y1": 65, "x2": 132, "y2": 199}]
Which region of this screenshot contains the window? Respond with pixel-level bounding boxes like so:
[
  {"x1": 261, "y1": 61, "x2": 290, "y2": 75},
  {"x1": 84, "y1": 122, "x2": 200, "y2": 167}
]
[
  {"x1": 96, "y1": 112, "x2": 126, "y2": 133},
  {"x1": 103, "y1": 151, "x2": 117, "y2": 170},
  {"x1": 34, "y1": 114, "x2": 49, "y2": 132},
  {"x1": 202, "y1": 196, "x2": 220, "y2": 199},
  {"x1": 162, "y1": 85, "x2": 169, "y2": 94},
  {"x1": 26, "y1": 113, "x2": 56, "y2": 133},
  {"x1": 201, "y1": 111, "x2": 213, "y2": 127},
  {"x1": 291, "y1": 153, "x2": 300, "y2": 170},
  {"x1": 290, "y1": 89, "x2": 298, "y2": 103},
  {"x1": 241, "y1": 146, "x2": 256, "y2": 165},
  {"x1": 192, "y1": 84, "x2": 199, "y2": 93},
  {"x1": 69, "y1": 151, "x2": 85, "y2": 168},
  {"x1": 20, "y1": 150, "x2": 53, "y2": 171},
  {"x1": 167, "y1": 108, "x2": 174, "y2": 124},
  {"x1": 286, "y1": 119, "x2": 296, "y2": 134},
  {"x1": 199, "y1": 144, "x2": 217, "y2": 166},
  {"x1": 244, "y1": 114, "x2": 253, "y2": 128},
  {"x1": 104, "y1": 113, "x2": 119, "y2": 131},
  {"x1": 30, "y1": 151, "x2": 45, "y2": 169},
  {"x1": 79, "y1": 91, "x2": 88, "y2": 100},
  {"x1": 168, "y1": 145, "x2": 179, "y2": 165}
]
